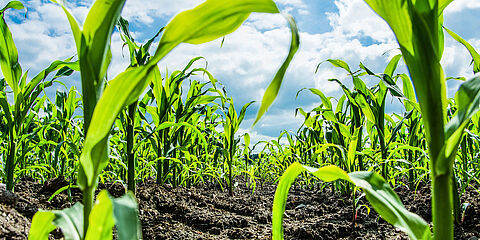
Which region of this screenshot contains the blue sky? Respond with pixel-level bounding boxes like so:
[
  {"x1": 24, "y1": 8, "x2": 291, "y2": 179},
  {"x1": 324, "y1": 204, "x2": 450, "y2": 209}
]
[{"x1": 3, "y1": 0, "x2": 480, "y2": 144}]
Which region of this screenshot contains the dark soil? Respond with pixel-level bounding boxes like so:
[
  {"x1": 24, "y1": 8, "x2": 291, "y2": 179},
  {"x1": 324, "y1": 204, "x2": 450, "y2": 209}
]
[{"x1": 1, "y1": 177, "x2": 479, "y2": 239}]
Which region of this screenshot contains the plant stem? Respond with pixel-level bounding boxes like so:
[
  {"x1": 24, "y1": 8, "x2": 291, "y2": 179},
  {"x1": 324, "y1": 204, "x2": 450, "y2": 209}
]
[
  {"x1": 5, "y1": 131, "x2": 16, "y2": 191},
  {"x1": 156, "y1": 133, "x2": 162, "y2": 184},
  {"x1": 127, "y1": 101, "x2": 137, "y2": 193},
  {"x1": 83, "y1": 185, "x2": 94, "y2": 236},
  {"x1": 432, "y1": 171, "x2": 453, "y2": 239}
]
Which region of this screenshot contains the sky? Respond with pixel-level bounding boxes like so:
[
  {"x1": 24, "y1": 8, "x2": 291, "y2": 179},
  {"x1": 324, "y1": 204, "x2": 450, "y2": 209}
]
[{"x1": 2, "y1": 0, "x2": 480, "y2": 146}]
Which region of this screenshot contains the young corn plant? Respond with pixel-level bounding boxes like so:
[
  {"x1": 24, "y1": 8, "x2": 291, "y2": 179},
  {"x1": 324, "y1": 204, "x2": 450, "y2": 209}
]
[
  {"x1": 30, "y1": 0, "x2": 299, "y2": 238},
  {"x1": 30, "y1": 0, "x2": 142, "y2": 238},
  {"x1": 268, "y1": 1, "x2": 480, "y2": 239},
  {"x1": 116, "y1": 16, "x2": 162, "y2": 194},
  {"x1": 0, "y1": 1, "x2": 78, "y2": 191},
  {"x1": 146, "y1": 58, "x2": 215, "y2": 185},
  {"x1": 364, "y1": 1, "x2": 480, "y2": 238},
  {"x1": 220, "y1": 97, "x2": 254, "y2": 196}
]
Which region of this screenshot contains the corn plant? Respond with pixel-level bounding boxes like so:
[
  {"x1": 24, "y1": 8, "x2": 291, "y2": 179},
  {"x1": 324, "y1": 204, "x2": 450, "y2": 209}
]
[
  {"x1": 269, "y1": 1, "x2": 480, "y2": 239},
  {"x1": 0, "y1": 1, "x2": 78, "y2": 191},
  {"x1": 146, "y1": 57, "x2": 216, "y2": 185},
  {"x1": 29, "y1": 0, "x2": 298, "y2": 238},
  {"x1": 220, "y1": 97, "x2": 254, "y2": 196},
  {"x1": 116, "y1": 16, "x2": 162, "y2": 194}
]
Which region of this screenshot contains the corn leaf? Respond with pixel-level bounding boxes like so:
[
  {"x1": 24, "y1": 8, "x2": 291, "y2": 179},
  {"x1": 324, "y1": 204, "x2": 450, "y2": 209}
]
[
  {"x1": 238, "y1": 100, "x2": 255, "y2": 130},
  {"x1": 0, "y1": 5, "x2": 22, "y2": 97},
  {"x1": 111, "y1": 192, "x2": 142, "y2": 240},
  {"x1": 444, "y1": 27, "x2": 480, "y2": 74},
  {"x1": 156, "y1": 121, "x2": 209, "y2": 157},
  {"x1": 444, "y1": 76, "x2": 480, "y2": 168},
  {"x1": 0, "y1": 91, "x2": 12, "y2": 126},
  {"x1": 272, "y1": 163, "x2": 351, "y2": 239},
  {"x1": 272, "y1": 162, "x2": 432, "y2": 240},
  {"x1": 85, "y1": 191, "x2": 114, "y2": 240},
  {"x1": 355, "y1": 94, "x2": 376, "y2": 123},
  {"x1": 78, "y1": 66, "x2": 158, "y2": 189},
  {"x1": 327, "y1": 59, "x2": 352, "y2": 74},
  {"x1": 401, "y1": 74, "x2": 417, "y2": 111},
  {"x1": 384, "y1": 54, "x2": 402, "y2": 77},
  {"x1": 348, "y1": 128, "x2": 360, "y2": 166},
  {"x1": 308, "y1": 88, "x2": 332, "y2": 109},
  {"x1": 0, "y1": 1, "x2": 24, "y2": 15},
  {"x1": 82, "y1": 0, "x2": 125, "y2": 83},
  {"x1": 349, "y1": 172, "x2": 432, "y2": 240},
  {"x1": 75, "y1": 0, "x2": 299, "y2": 223},
  {"x1": 53, "y1": 203, "x2": 85, "y2": 240},
  {"x1": 150, "y1": 0, "x2": 280, "y2": 64},
  {"x1": 50, "y1": 0, "x2": 81, "y2": 50},
  {"x1": 253, "y1": 14, "x2": 299, "y2": 125},
  {"x1": 363, "y1": 0, "x2": 449, "y2": 174},
  {"x1": 28, "y1": 211, "x2": 56, "y2": 240}
]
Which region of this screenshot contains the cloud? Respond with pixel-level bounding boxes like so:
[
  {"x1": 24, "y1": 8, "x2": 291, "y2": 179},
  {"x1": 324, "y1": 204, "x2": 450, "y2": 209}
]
[
  {"x1": 445, "y1": 0, "x2": 480, "y2": 13},
  {"x1": 4, "y1": 2, "x2": 76, "y2": 75},
  {"x1": 326, "y1": 0, "x2": 394, "y2": 43}
]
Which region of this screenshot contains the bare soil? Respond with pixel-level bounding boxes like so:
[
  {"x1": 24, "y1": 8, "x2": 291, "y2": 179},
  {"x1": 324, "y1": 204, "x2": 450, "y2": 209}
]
[{"x1": 1, "y1": 177, "x2": 479, "y2": 239}]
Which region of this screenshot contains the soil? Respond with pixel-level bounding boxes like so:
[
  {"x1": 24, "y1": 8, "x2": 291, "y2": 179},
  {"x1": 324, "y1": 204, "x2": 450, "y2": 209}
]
[{"x1": 1, "y1": 176, "x2": 479, "y2": 239}]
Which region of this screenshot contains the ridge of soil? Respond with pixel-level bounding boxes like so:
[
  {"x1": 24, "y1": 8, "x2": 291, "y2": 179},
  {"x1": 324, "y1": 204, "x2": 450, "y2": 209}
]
[{"x1": 1, "y1": 177, "x2": 479, "y2": 239}]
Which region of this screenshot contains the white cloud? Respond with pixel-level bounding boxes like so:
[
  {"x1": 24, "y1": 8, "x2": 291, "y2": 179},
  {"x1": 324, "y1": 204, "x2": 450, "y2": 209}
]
[
  {"x1": 326, "y1": 0, "x2": 394, "y2": 43},
  {"x1": 122, "y1": 0, "x2": 200, "y2": 25},
  {"x1": 445, "y1": 0, "x2": 480, "y2": 14},
  {"x1": 6, "y1": 2, "x2": 75, "y2": 75}
]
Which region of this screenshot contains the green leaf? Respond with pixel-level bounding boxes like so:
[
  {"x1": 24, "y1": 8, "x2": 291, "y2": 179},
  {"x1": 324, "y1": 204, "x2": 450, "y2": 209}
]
[
  {"x1": 111, "y1": 192, "x2": 142, "y2": 240},
  {"x1": 85, "y1": 191, "x2": 114, "y2": 240},
  {"x1": 349, "y1": 172, "x2": 431, "y2": 240},
  {"x1": 243, "y1": 133, "x2": 251, "y2": 156},
  {"x1": 48, "y1": 185, "x2": 79, "y2": 202},
  {"x1": 322, "y1": 110, "x2": 337, "y2": 122},
  {"x1": 271, "y1": 163, "x2": 351, "y2": 239},
  {"x1": 150, "y1": 0, "x2": 280, "y2": 64},
  {"x1": 352, "y1": 76, "x2": 369, "y2": 96},
  {"x1": 23, "y1": 60, "x2": 79, "y2": 104},
  {"x1": 254, "y1": 14, "x2": 299, "y2": 125},
  {"x1": 50, "y1": 0, "x2": 81, "y2": 51},
  {"x1": 444, "y1": 76, "x2": 480, "y2": 170},
  {"x1": 355, "y1": 94, "x2": 376, "y2": 124},
  {"x1": 156, "y1": 121, "x2": 209, "y2": 157},
  {"x1": 400, "y1": 74, "x2": 417, "y2": 112},
  {"x1": 381, "y1": 74, "x2": 405, "y2": 99},
  {"x1": 327, "y1": 59, "x2": 352, "y2": 73},
  {"x1": 272, "y1": 162, "x2": 431, "y2": 240},
  {"x1": 0, "y1": 7, "x2": 22, "y2": 97},
  {"x1": 29, "y1": 211, "x2": 57, "y2": 240},
  {"x1": 384, "y1": 54, "x2": 402, "y2": 77},
  {"x1": 363, "y1": 1, "x2": 447, "y2": 171},
  {"x1": 336, "y1": 95, "x2": 346, "y2": 114},
  {"x1": 0, "y1": 1, "x2": 25, "y2": 15},
  {"x1": 53, "y1": 203, "x2": 85, "y2": 240},
  {"x1": 308, "y1": 88, "x2": 332, "y2": 109},
  {"x1": 0, "y1": 91, "x2": 12, "y2": 126},
  {"x1": 238, "y1": 100, "x2": 255, "y2": 128},
  {"x1": 347, "y1": 128, "x2": 360, "y2": 166},
  {"x1": 444, "y1": 27, "x2": 480, "y2": 74},
  {"x1": 82, "y1": 0, "x2": 126, "y2": 83},
  {"x1": 439, "y1": 0, "x2": 455, "y2": 12},
  {"x1": 78, "y1": 66, "x2": 158, "y2": 189},
  {"x1": 359, "y1": 62, "x2": 375, "y2": 75}
]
